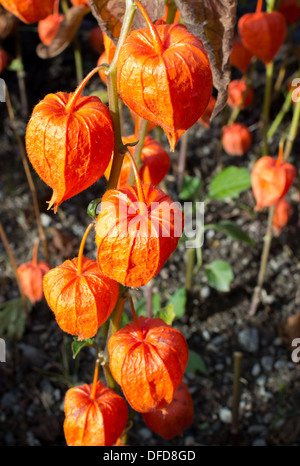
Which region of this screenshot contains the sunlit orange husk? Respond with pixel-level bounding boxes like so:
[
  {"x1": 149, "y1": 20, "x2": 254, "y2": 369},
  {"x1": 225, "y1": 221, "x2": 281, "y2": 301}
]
[
  {"x1": 108, "y1": 316, "x2": 189, "y2": 413},
  {"x1": 117, "y1": 23, "x2": 213, "y2": 151},
  {"x1": 230, "y1": 37, "x2": 253, "y2": 74},
  {"x1": 222, "y1": 123, "x2": 252, "y2": 156},
  {"x1": 38, "y1": 12, "x2": 63, "y2": 46},
  {"x1": 70, "y1": 0, "x2": 89, "y2": 6},
  {"x1": 0, "y1": 0, "x2": 56, "y2": 23},
  {"x1": 279, "y1": 0, "x2": 300, "y2": 24},
  {"x1": 97, "y1": 33, "x2": 116, "y2": 84},
  {"x1": 142, "y1": 382, "x2": 194, "y2": 440},
  {"x1": 43, "y1": 257, "x2": 119, "y2": 340},
  {"x1": 95, "y1": 184, "x2": 184, "y2": 288},
  {"x1": 25, "y1": 91, "x2": 114, "y2": 212},
  {"x1": 238, "y1": 11, "x2": 286, "y2": 64},
  {"x1": 227, "y1": 79, "x2": 254, "y2": 109},
  {"x1": 272, "y1": 198, "x2": 291, "y2": 236},
  {"x1": 17, "y1": 259, "x2": 50, "y2": 304},
  {"x1": 198, "y1": 95, "x2": 216, "y2": 129},
  {"x1": 63, "y1": 381, "x2": 128, "y2": 446},
  {"x1": 104, "y1": 134, "x2": 170, "y2": 187},
  {"x1": 0, "y1": 49, "x2": 8, "y2": 73},
  {"x1": 251, "y1": 156, "x2": 296, "y2": 210}
]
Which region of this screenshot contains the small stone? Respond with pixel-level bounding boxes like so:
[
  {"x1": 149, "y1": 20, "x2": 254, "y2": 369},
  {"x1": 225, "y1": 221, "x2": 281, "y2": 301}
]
[
  {"x1": 139, "y1": 428, "x2": 152, "y2": 440},
  {"x1": 200, "y1": 286, "x2": 210, "y2": 299},
  {"x1": 251, "y1": 363, "x2": 261, "y2": 377},
  {"x1": 238, "y1": 328, "x2": 259, "y2": 353},
  {"x1": 261, "y1": 356, "x2": 273, "y2": 372},
  {"x1": 202, "y1": 329, "x2": 210, "y2": 341},
  {"x1": 256, "y1": 374, "x2": 267, "y2": 387},
  {"x1": 219, "y1": 407, "x2": 232, "y2": 424}
]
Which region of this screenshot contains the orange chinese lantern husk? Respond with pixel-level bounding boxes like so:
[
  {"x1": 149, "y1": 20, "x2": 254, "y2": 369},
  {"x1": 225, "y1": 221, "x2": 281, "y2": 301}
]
[
  {"x1": 142, "y1": 382, "x2": 194, "y2": 440},
  {"x1": 97, "y1": 33, "x2": 116, "y2": 84},
  {"x1": 95, "y1": 183, "x2": 184, "y2": 288},
  {"x1": 38, "y1": 12, "x2": 63, "y2": 46},
  {"x1": 222, "y1": 123, "x2": 252, "y2": 156},
  {"x1": 70, "y1": 0, "x2": 90, "y2": 6},
  {"x1": 0, "y1": 0, "x2": 56, "y2": 23},
  {"x1": 251, "y1": 155, "x2": 296, "y2": 210},
  {"x1": 89, "y1": 27, "x2": 104, "y2": 55},
  {"x1": 26, "y1": 90, "x2": 114, "y2": 213},
  {"x1": 117, "y1": 19, "x2": 213, "y2": 151},
  {"x1": 198, "y1": 96, "x2": 216, "y2": 129},
  {"x1": 104, "y1": 134, "x2": 170, "y2": 187},
  {"x1": 238, "y1": 10, "x2": 286, "y2": 64},
  {"x1": 43, "y1": 256, "x2": 119, "y2": 340},
  {"x1": 227, "y1": 79, "x2": 254, "y2": 109},
  {"x1": 63, "y1": 380, "x2": 128, "y2": 446},
  {"x1": 230, "y1": 37, "x2": 253, "y2": 74},
  {"x1": 108, "y1": 316, "x2": 189, "y2": 413},
  {"x1": 272, "y1": 198, "x2": 291, "y2": 235}
]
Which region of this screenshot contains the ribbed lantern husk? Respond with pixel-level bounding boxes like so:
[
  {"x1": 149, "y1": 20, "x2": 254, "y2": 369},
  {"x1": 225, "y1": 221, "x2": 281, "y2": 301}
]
[{"x1": 0, "y1": 0, "x2": 56, "y2": 23}]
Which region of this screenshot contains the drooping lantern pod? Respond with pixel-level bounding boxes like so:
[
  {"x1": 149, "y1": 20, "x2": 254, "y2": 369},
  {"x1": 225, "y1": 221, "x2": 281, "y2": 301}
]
[
  {"x1": 279, "y1": 0, "x2": 300, "y2": 25},
  {"x1": 142, "y1": 382, "x2": 194, "y2": 440},
  {"x1": 117, "y1": 0, "x2": 213, "y2": 151},
  {"x1": 25, "y1": 66, "x2": 114, "y2": 213},
  {"x1": 198, "y1": 96, "x2": 216, "y2": 129},
  {"x1": 89, "y1": 27, "x2": 104, "y2": 55},
  {"x1": 251, "y1": 146, "x2": 296, "y2": 211},
  {"x1": 43, "y1": 223, "x2": 119, "y2": 340},
  {"x1": 37, "y1": 0, "x2": 63, "y2": 46},
  {"x1": 63, "y1": 371, "x2": 128, "y2": 446},
  {"x1": 230, "y1": 37, "x2": 253, "y2": 75},
  {"x1": 96, "y1": 150, "x2": 184, "y2": 288},
  {"x1": 238, "y1": 0, "x2": 287, "y2": 65},
  {"x1": 70, "y1": 0, "x2": 90, "y2": 6},
  {"x1": 97, "y1": 33, "x2": 116, "y2": 85},
  {"x1": 227, "y1": 79, "x2": 254, "y2": 109},
  {"x1": 104, "y1": 134, "x2": 170, "y2": 188},
  {"x1": 0, "y1": 0, "x2": 56, "y2": 24},
  {"x1": 0, "y1": 48, "x2": 8, "y2": 74},
  {"x1": 17, "y1": 239, "x2": 50, "y2": 305},
  {"x1": 222, "y1": 123, "x2": 252, "y2": 156},
  {"x1": 108, "y1": 310, "x2": 189, "y2": 413},
  {"x1": 272, "y1": 198, "x2": 291, "y2": 236}
]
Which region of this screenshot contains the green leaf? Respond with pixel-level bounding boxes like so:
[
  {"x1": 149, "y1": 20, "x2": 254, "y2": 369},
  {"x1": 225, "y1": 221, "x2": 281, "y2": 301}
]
[
  {"x1": 0, "y1": 297, "x2": 31, "y2": 340},
  {"x1": 209, "y1": 220, "x2": 255, "y2": 245},
  {"x1": 72, "y1": 337, "x2": 95, "y2": 359},
  {"x1": 208, "y1": 166, "x2": 251, "y2": 200},
  {"x1": 205, "y1": 260, "x2": 234, "y2": 292},
  {"x1": 179, "y1": 175, "x2": 203, "y2": 201},
  {"x1": 186, "y1": 349, "x2": 208, "y2": 375},
  {"x1": 166, "y1": 287, "x2": 187, "y2": 319},
  {"x1": 154, "y1": 304, "x2": 175, "y2": 325}
]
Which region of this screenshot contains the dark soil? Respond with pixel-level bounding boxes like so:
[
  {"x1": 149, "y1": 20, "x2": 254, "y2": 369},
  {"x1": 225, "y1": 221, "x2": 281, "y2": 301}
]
[{"x1": 1, "y1": 5, "x2": 300, "y2": 447}]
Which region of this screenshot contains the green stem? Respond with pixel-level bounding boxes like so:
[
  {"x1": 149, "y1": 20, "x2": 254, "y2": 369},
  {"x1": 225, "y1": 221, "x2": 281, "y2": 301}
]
[
  {"x1": 185, "y1": 247, "x2": 196, "y2": 292},
  {"x1": 249, "y1": 204, "x2": 275, "y2": 316},
  {"x1": 283, "y1": 97, "x2": 300, "y2": 161},
  {"x1": 107, "y1": 0, "x2": 138, "y2": 190},
  {"x1": 128, "y1": 118, "x2": 149, "y2": 186},
  {"x1": 262, "y1": 60, "x2": 274, "y2": 155},
  {"x1": 165, "y1": 0, "x2": 178, "y2": 24},
  {"x1": 177, "y1": 130, "x2": 189, "y2": 192},
  {"x1": 267, "y1": 89, "x2": 293, "y2": 141},
  {"x1": 73, "y1": 36, "x2": 83, "y2": 86},
  {"x1": 231, "y1": 352, "x2": 243, "y2": 439}
]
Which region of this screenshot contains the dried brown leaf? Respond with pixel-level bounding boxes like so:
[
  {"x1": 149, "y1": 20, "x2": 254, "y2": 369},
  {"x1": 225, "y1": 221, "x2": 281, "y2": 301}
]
[
  {"x1": 88, "y1": 0, "x2": 165, "y2": 43},
  {"x1": 36, "y1": 5, "x2": 89, "y2": 59},
  {"x1": 175, "y1": 0, "x2": 237, "y2": 119},
  {"x1": 0, "y1": 7, "x2": 18, "y2": 41}
]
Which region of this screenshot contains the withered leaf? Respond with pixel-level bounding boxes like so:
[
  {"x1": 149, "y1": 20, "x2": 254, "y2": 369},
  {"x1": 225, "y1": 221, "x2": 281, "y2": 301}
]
[
  {"x1": 88, "y1": 0, "x2": 165, "y2": 43},
  {"x1": 0, "y1": 7, "x2": 18, "y2": 41},
  {"x1": 36, "y1": 5, "x2": 90, "y2": 59},
  {"x1": 175, "y1": 0, "x2": 237, "y2": 119}
]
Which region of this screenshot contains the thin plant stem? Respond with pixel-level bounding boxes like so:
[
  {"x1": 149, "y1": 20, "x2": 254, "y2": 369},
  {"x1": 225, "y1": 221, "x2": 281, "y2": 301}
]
[
  {"x1": 267, "y1": 89, "x2": 293, "y2": 141},
  {"x1": 73, "y1": 36, "x2": 84, "y2": 86},
  {"x1": 135, "y1": 0, "x2": 164, "y2": 55},
  {"x1": 106, "y1": 0, "x2": 137, "y2": 190},
  {"x1": 5, "y1": 87, "x2": 49, "y2": 264},
  {"x1": 128, "y1": 118, "x2": 149, "y2": 186},
  {"x1": 177, "y1": 130, "x2": 189, "y2": 192},
  {"x1": 231, "y1": 352, "x2": 243, "y2": 439},
  {"x1": 146, "y1": 280, "x2": 153, "y2": 318},
  {"x1": 185, "y1": 247, "x2": 196, "y2": 293},
  {"x1": 262, "y1": 60, "x2": 274, "y2": 156},
  {"x1": 90, "y1": 358, "x2": 100, "y2": 400},
  {"x1": 14, "y1": 29, "x2": 28, "y2": 116},
  {"x1": 283, "y1": 97, "x2": 300, "y2": 161},
  {"x1": 76, "y1": 222, "x2": 95, "y2": 275},
  {"x1": 0, "y1": 221, "x2": 30, "y2": 317},
  {"x1": 249, "y1": 203, "x2": 275, "y2": 316},
  {"x1": 165, "y1": 0, "x2": 178, "y2": 24}
]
